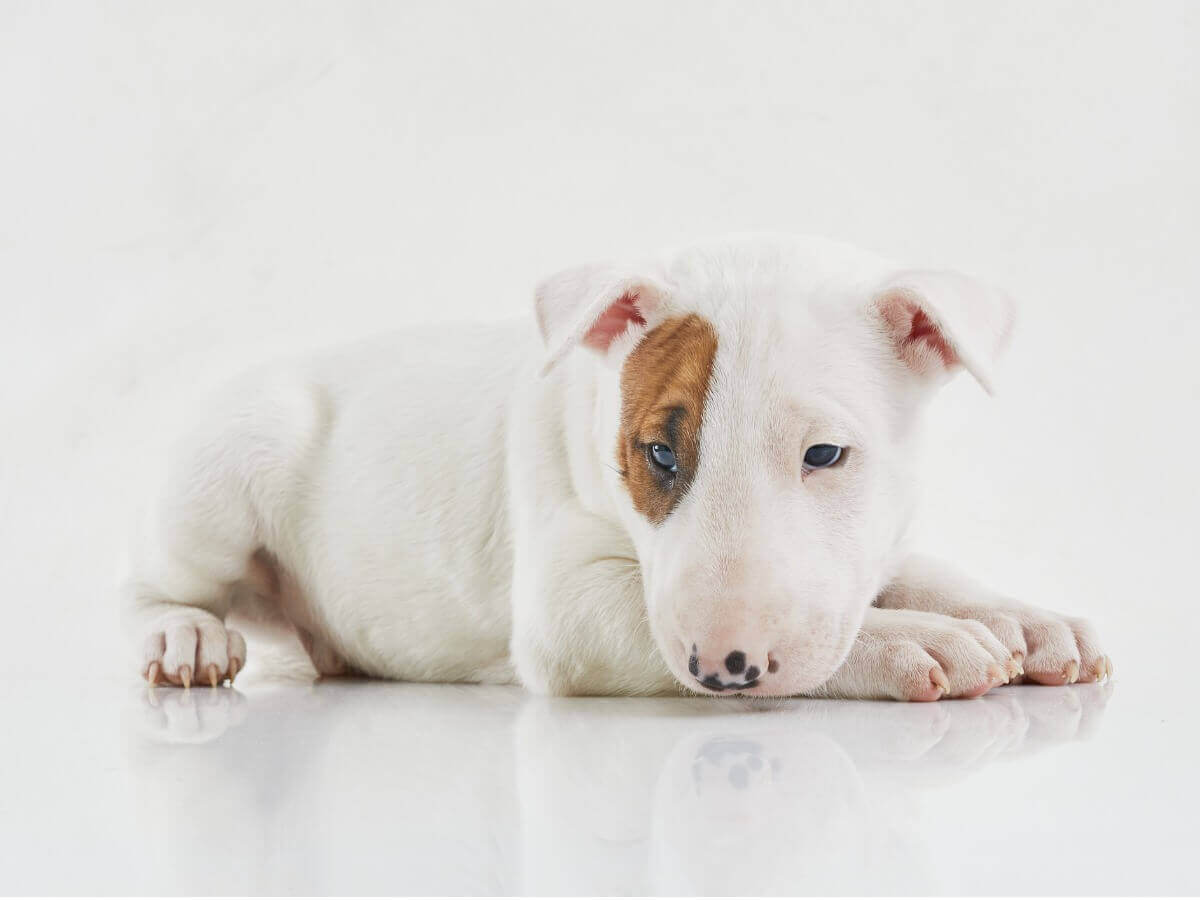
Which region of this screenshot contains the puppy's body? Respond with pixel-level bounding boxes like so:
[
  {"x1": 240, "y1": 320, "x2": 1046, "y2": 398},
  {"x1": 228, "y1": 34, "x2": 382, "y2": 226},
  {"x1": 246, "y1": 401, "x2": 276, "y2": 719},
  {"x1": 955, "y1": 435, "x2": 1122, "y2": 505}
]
[
  {"x1": 125, "y1": 235, "x2": 1109, "y2": 698},
  {"x1": 131, "y1": 322, "x2": 530, "y2": 685}
]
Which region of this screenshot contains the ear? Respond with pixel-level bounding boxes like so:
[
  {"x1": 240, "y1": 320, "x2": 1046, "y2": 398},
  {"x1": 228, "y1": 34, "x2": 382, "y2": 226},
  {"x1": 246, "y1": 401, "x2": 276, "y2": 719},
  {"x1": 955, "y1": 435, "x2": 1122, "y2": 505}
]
[
  {"x1": 872, "y1": 269, "x2": 1016, "y2": 395},
  {"x1": 534, "y1": 262, "x2": 669, "y2": 375}
]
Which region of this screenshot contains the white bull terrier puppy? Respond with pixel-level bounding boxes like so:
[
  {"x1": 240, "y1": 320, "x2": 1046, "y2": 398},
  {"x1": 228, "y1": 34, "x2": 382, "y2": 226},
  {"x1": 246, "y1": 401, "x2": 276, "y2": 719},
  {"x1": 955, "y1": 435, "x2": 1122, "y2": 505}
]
[{"x1": 124, "y1": 234, "x2": 1110, "y2": 699}]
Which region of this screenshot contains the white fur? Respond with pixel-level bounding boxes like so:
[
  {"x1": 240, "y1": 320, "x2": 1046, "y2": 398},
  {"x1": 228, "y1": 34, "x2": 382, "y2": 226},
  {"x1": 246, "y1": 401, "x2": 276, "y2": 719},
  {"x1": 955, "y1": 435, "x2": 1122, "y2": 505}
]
[{"x1": 123, "y1": 234, "x2": 1107, "y2": 699}]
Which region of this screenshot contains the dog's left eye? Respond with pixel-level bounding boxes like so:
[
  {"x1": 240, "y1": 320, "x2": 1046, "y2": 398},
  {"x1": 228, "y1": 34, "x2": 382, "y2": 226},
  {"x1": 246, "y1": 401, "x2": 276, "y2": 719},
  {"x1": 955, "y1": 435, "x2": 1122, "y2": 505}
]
[
  {"x1": 803, "y1": 444, "x2": 843, "y2": 469},
  {"x1": 649, "y1": 443, "x2": 678, "y2": 474}
]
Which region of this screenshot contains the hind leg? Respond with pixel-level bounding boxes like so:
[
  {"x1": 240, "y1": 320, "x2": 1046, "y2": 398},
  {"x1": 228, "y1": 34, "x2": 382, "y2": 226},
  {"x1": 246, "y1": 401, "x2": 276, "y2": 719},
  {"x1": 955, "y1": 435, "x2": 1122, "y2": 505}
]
[
  {"x1": 123, "y1": 371, "x2": 327, "y2": 687},
  {"x1": 125, "y1": 445, "x2": 259, "y2": 688},
  {"x1": 140, "y1": 608, "x2": 247, "y2": 688},
  {"x1": 125, "y1": 452, "x2": 258, "y2": 688},
  {"x1": 295, "y1": 628, "x2": 353, "y2": 677}
]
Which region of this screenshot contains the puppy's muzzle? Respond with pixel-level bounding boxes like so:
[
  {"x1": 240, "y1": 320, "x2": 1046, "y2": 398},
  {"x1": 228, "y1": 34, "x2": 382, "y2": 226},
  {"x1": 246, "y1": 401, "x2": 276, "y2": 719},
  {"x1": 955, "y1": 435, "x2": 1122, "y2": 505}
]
[{"x1": 687, "y1": 643, "x2": 777, "y2": 693}]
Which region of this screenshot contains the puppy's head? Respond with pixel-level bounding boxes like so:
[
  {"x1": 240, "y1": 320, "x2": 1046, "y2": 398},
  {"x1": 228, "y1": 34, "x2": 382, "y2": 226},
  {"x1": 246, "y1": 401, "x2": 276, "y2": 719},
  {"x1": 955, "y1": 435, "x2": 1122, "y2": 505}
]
[{"x1": 536, "y1": 235, "x2": 1014, "y2": 696}]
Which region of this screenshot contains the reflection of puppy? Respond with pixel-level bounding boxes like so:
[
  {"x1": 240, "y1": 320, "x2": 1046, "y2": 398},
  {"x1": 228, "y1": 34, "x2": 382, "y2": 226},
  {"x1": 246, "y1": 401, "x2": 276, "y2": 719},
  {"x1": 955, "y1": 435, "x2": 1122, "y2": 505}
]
[
  {"x1": 125, "y1": 683, "x2": 527, "y2": 894},
  {"x1": 513, "y1": 687, "x2": 1112, "y2": 895},
  {"x1": 654, "y1": 727, "x2": 868, "y2": 895},
  {"x1": 123, "y1": 682, "x2": 1111, "y2": 894},
  {"x1": 690, "y1": 737, "x2": 778, "y2": 795},
  {"x1": 124, "y1": 235, "x2": 1109, "y2": 699}
]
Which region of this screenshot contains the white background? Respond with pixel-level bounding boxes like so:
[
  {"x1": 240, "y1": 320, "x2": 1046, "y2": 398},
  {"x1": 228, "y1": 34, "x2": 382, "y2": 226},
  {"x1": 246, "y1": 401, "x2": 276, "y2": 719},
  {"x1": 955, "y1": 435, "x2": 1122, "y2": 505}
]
[{"x1": 1, "y1": 1, "x2": 1198, "y2": 894}]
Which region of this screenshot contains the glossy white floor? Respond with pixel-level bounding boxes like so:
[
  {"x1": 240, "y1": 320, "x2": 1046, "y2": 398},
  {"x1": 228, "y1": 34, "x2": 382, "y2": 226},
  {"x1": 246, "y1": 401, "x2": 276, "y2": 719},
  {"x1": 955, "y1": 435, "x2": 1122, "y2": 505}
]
[{"x1": 0, "y1": 668, "x2": 1193, "y2": 895}]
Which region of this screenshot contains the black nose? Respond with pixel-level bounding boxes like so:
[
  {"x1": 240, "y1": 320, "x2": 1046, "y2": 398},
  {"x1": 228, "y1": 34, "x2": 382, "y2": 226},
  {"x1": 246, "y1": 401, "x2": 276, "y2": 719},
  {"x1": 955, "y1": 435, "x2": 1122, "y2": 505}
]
[
  {"x1": 689, "y1": 647, "x2": 765, "y2": 692},
  {"x1": 724, "y1": 651, "x2": 759, "y2": 681}
]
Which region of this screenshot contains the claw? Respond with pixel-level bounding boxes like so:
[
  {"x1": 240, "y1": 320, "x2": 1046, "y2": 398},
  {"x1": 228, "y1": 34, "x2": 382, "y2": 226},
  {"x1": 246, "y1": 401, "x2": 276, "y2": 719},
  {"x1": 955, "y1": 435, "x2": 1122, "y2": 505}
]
[
  {"x1": 1005, "y1": 657, "x2": 1021, "y2": 681},
  {"x1": 208, "y1": 663, "x2": 220, "y2": 688},
  {"x1": 180, "y1": 665, "x2": 192, "y2": 690},
  {"x1": 930, "y1": 665, "x2": 949, "y2": 696},
  {"x1": 229, "y1": 658, "x2": 241, "y2": 685},
  {"x1": 989, "y1": 663, "x2": 1008, "y2": 685},
  {"x1": 1063, "y1": 660, "x2": 1079, "y2": 685},
  {"x1": 146, "y1": 661, "x2": 161, "y2": 686}
]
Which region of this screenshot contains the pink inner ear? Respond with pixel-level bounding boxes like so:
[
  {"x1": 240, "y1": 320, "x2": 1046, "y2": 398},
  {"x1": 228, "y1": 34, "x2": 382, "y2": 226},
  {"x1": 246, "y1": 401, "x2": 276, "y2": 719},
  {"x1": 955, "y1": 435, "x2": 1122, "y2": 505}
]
[
  {"x1": 581, "y1": 291, "x2": 647, "y2": 351},
  {"x1": 880, "y1": 294, "x2": 958, "y2": 375}
]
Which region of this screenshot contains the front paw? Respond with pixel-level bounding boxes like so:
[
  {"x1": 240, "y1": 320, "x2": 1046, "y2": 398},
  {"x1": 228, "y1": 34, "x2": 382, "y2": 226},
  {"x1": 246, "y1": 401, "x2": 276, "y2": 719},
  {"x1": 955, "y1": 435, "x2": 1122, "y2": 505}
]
[
  {"x1": 1007, "y1": 608, "x2": 1110, "y2": 686},
  {"x1": 913, "y1": 601, "x2": 1111, "y2": 686},
  {"x1": 878, "y1": 557, "x2": 1112, "y2": 687},
  {"x1": 821, "y1": 609, "x2": 1018, "y2": 701}
]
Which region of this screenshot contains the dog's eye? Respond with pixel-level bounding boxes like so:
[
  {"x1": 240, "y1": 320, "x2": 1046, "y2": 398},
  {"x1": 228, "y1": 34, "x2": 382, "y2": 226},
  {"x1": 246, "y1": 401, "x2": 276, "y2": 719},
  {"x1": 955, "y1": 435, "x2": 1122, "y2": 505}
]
[
  {"x1": 649, "y1": 443, "x2": 678, "y2": 474},
  {"x1": 803, "y1": 444, "x2": 843, "y2": 469}
]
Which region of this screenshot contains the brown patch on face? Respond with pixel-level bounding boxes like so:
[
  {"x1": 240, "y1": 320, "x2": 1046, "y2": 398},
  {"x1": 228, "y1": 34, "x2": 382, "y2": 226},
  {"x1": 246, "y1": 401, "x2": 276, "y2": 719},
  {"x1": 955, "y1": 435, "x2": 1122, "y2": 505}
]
[{"x1": 617, "y1": 314, "x2": 718, "y2": 525}]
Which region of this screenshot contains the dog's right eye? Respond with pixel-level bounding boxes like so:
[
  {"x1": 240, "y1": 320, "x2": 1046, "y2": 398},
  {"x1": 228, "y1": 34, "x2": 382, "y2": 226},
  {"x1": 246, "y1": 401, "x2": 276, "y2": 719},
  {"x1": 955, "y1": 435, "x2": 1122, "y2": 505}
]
[{"x1": 649, "y1": 443, "x2": 678, "y2": 474}]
